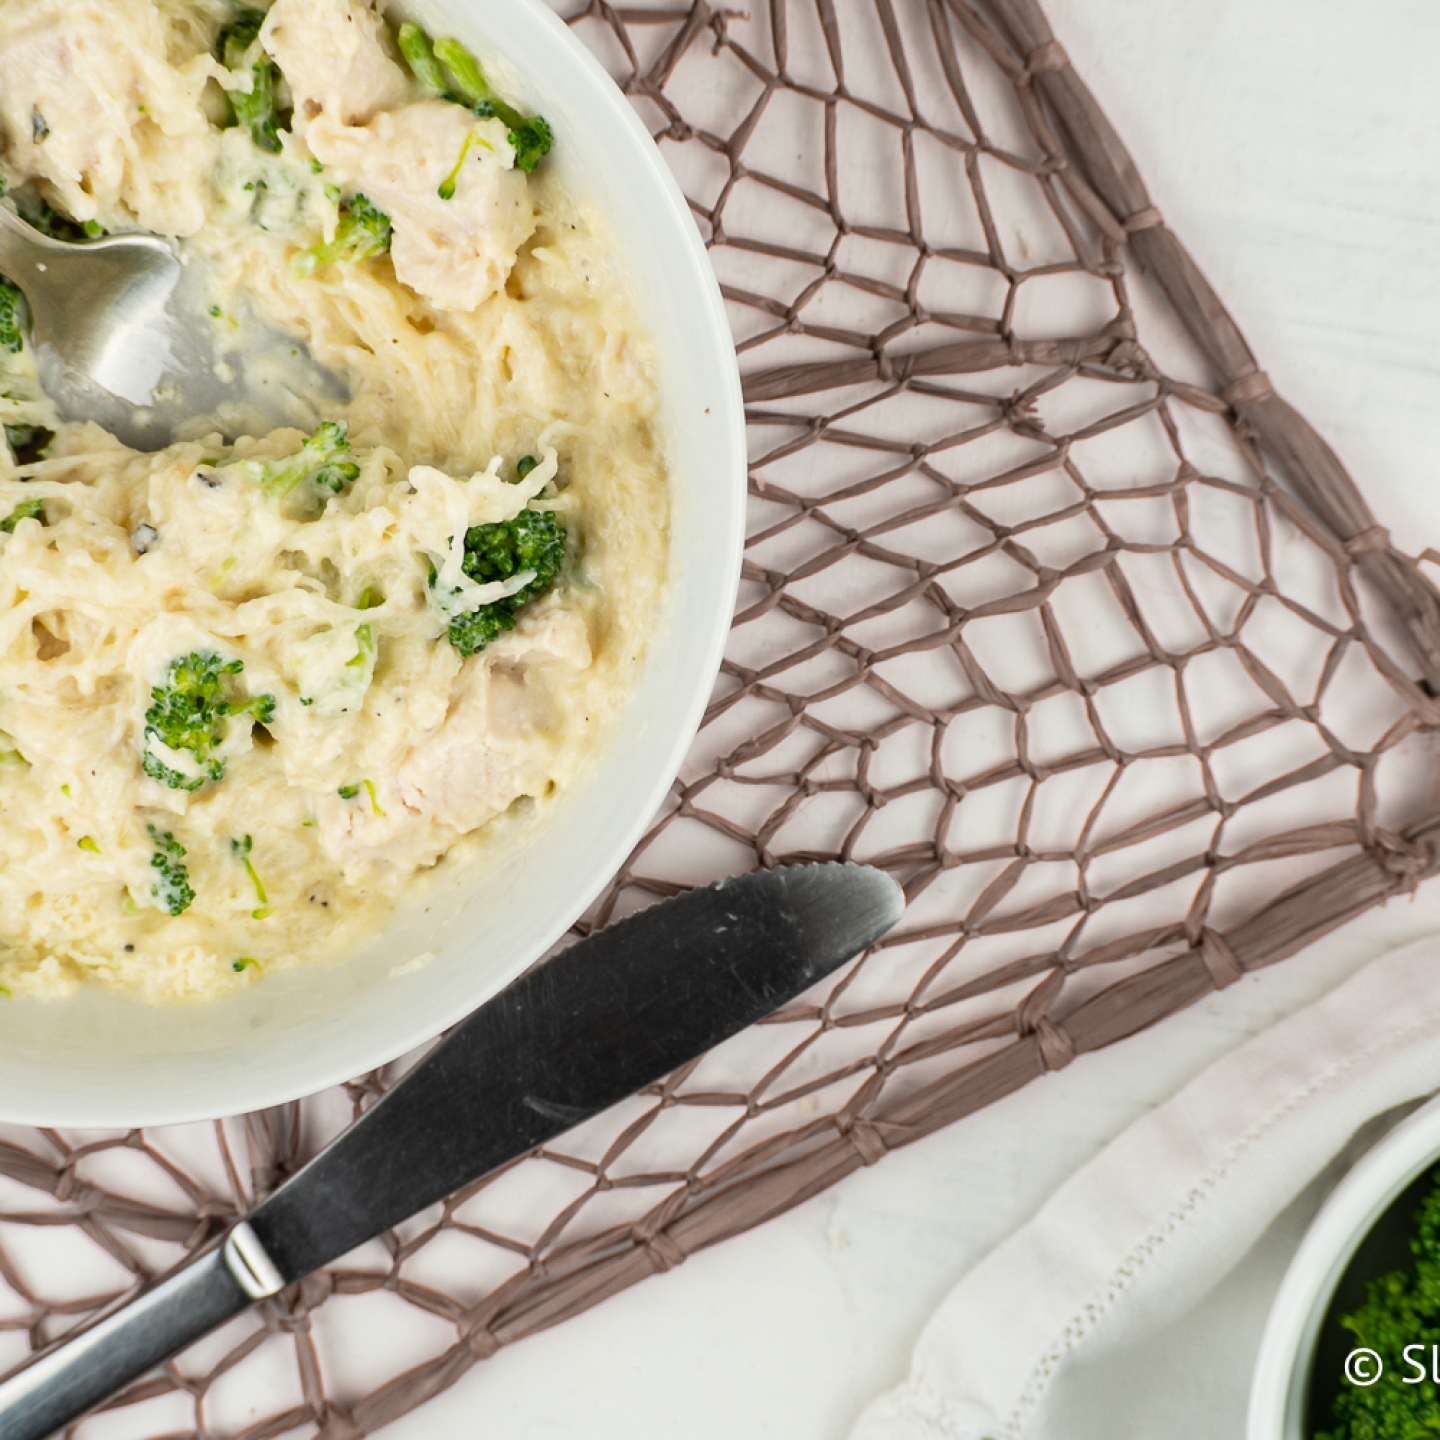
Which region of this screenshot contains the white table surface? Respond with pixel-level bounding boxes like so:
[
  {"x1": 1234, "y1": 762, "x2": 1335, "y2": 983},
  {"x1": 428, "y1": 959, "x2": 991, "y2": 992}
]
[{"x1": 380, "y1": 0, "x2": 1440, "y2": 1433}]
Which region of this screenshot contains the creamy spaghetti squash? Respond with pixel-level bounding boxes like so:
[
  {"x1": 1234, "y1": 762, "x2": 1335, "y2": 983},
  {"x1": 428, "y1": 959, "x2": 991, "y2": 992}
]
[{"x1": 0, "y1": 0, "x2": 668, "y2": 1001}]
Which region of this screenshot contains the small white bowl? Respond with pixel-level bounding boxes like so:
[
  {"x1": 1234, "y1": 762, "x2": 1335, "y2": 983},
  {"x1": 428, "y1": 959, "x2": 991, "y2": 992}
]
[
  {"x1": 1248, "y1": 1094, "x2": 1440, "y2": 1438},
  {"x1": 0, "y1": 0, "x2": 745, "y2": 1127}
]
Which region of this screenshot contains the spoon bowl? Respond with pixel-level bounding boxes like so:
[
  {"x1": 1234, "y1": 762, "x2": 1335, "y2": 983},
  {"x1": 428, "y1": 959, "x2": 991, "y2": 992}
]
[{"x1": 0, "y1": 203, "x2": 344, "y2": 448}]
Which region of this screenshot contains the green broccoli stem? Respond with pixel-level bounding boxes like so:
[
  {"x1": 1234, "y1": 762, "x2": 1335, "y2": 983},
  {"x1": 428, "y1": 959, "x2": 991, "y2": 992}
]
[
  {"x1": 397, "y1": 23, "x2": 452, "y2": 97},
  {"x1": 428, "y1": 34, "x2": 544, "y2": 138},
  {"x1": 431, "y1": 37, "x2": 502, "y2": 111},
  {"x1": 438, "y1": 129, "x2": 490, "y2": 200},
  {"x1": 348, "y1": 624, "x2": 376, "y2": 669},
  {"x1": 231, "y1": 834, "x2": 272, "y2": 919},
  {"x1": 0, "y1": 497, "x2": 42, "y2": 533},
  {"x1": 424, "y1": 34, "x2": 552, "y2": 173}
]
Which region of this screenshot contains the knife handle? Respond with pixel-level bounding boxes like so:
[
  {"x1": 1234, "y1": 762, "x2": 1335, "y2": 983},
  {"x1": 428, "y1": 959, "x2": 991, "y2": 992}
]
[{"x1": 0, "y1": 1230, "x2": 262, "y2": 1440}]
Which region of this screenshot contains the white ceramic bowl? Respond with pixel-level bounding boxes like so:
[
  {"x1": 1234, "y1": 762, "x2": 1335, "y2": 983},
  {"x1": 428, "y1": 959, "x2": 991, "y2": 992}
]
[
  {"x1": 1248, "y1": 1094, "x2": 1440, "y2": 1438},
  {"x1": 0, "y1": 0, "x2": 745, "y2": 1128}
]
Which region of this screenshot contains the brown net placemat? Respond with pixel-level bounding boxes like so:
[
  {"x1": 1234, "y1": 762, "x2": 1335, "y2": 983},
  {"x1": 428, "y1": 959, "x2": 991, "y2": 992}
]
[{"x1": 7, "y1": 0, "x2": 1440, "y2": 1432}]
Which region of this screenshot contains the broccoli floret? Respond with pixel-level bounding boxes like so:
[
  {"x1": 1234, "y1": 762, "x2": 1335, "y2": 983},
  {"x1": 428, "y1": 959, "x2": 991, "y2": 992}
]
[
  {"x1": 15, "y1": 195, "x2": 86, "y2": 242},
  {"x1": 142, "y1": 651, "x2": 275, "y2": 792},
  {"x1": 219, "y1": 7, "x2": 284, "y2": 155},
  {"x1": 446, "y1": 509, "x2": 566, "y2": 657},
  {"x1": 497, "y1": 114, "x2": 552, "y2": 175},
  {"x1": 434, "y1": 116, "x2": 550, "y2": 196},
  {"x1": 460, "y1": 509, "x2": 566, "y2": 587},
  {"x1": 147, "y1": 825, "x2": 195, "y2": 916},
  {"x1": 4, "y1": 426, "x2": 51, "y2": 464},
  {"x1": 434, "y1": 36, "x2": 553, "y2": 173},
  {"x1": 1317, "y1": 1166, "x2": 1440, "y2": 1440},
  {"x1": 0, "y1": 278, "x2": 24, "y2": 354},
  {"x1": 312, "y1": 461, "x2": 360, "y2": 495},
  {"x1": 400, "y1": 28, "x2": 553, "y2": 174},
  {"x1": 219, "y1": 7, "x2": 264, "y2": 60},
  {"x1": 446, "y1": 600, "x2": 510, "y2": 657},
  {"x1": 236, "y1": 420, "x2": 360, "y2": 502},
  {"x1": 0, "y1": 497, "x2": 41, "y2": 533},
  {"x1": 292, "y1": 194, "x2": 392, "y2": 277},
  {"x1": 22, "y1": 205, "x2": 62, "y2": 238}
]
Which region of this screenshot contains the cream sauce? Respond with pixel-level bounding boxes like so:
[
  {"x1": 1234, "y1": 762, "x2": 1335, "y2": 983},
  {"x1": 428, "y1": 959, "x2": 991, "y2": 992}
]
[{"x1": 0, "y1": 0, "x2": 668, "y2": 1001}]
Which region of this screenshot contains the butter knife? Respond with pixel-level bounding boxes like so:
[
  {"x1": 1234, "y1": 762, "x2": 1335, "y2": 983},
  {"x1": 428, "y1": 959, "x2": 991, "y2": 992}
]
[{"x1": 0, "y1": 862, "x2": 903, "y2": 1439}]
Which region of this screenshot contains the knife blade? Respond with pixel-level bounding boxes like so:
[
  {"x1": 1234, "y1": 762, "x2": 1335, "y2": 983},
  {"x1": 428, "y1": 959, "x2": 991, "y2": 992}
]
[{"x1": 0, "y1": 862, "x2": 903, "y2": 1440}]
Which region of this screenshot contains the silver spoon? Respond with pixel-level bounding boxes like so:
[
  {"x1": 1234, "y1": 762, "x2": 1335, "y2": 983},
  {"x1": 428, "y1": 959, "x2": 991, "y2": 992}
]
[{"x1": 0, "y1": 203, "x2": 346, "y2": 450}]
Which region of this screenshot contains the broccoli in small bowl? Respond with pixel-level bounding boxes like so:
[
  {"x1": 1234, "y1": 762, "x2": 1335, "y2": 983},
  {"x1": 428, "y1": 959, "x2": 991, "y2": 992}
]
[{"x1": 1253, "y1": 1104, "x2": 1440, "y2": 1439}]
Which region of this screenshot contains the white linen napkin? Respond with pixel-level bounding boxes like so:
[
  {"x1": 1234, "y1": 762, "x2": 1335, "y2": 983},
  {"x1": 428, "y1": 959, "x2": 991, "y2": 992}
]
[{"x1": 849, "y1": 934, "x2": 1440, "y2": 1440}]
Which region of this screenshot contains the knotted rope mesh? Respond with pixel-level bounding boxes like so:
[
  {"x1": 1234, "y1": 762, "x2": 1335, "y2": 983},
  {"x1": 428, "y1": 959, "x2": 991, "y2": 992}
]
[{"x1": 6, "y1": 0, "x2": 1440, "y2": 1432}]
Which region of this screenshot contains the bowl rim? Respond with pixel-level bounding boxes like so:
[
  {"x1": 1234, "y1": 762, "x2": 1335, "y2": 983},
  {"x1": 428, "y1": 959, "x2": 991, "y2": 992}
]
[
  {"x1": 1247, "y1": 1092, "x2": 1440, "y2": 1439},
  {"x1": 0, "y1": 0, "x2": 745, "y2": 1127}
]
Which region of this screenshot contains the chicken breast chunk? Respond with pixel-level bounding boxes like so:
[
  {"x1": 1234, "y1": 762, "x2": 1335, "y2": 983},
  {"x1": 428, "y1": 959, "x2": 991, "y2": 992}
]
[
  {"x1": 261, "y1": 0, "x2": 534, "y2": 312},
  {"x1": 0, "y1": 0, "x2": 221, "y2": 235},
  {"x1": 317, "y1": 609, "x2": 591, "y2": 879},
  {"x1": 307, "y1": 101, "x2": 535, "y2": 313},
  {"x1": 260, "y1": 0, "x2": 411, "y2": 128}
]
